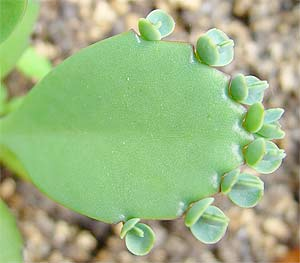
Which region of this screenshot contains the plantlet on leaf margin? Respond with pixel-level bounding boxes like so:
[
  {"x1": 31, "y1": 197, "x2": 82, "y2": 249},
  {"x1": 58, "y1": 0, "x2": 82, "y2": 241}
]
[{"x1": 0, "y1": 9, "x2": 286, "y2": 256}]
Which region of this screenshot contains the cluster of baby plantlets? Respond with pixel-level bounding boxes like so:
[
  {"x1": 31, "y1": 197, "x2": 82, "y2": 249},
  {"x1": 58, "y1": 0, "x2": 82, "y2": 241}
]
[
  {"x1": 0, "y1": 9, "x2": 285, "y2": 258},
  {"x1": 119, "y1": 9, "x2": 285, "y2": 255}
]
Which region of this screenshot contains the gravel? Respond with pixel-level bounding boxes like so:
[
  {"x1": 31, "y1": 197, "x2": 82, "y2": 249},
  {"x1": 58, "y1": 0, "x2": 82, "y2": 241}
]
[{"x1": 1, "y1": 0, "x2": 299, "y2": 262}]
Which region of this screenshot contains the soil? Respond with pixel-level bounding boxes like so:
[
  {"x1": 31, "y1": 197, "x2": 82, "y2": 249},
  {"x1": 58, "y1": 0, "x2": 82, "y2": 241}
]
[{"x1": 1, "y1": 0, "x2": 299, "y2": 262}]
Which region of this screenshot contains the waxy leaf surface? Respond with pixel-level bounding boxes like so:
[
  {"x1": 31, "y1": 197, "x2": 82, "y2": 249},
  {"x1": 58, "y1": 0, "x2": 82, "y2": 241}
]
[{"x1": 0, "y1": 31, "x2": 252, "y2": 223}]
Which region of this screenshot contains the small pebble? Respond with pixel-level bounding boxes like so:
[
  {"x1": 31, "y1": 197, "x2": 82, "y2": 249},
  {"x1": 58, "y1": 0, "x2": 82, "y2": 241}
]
[
  {"x1": 0, "y1": 177, "x2": 16, "y2": 199},
  {"x1": 263, "y1": 217, "x2": 290, "y2": 241},
  {"x1": 53, "y1": 220, "x2": 74, "y2": 246},
  {"x1": 75, "y1": 230, "x2": 97, "y2": 252}
]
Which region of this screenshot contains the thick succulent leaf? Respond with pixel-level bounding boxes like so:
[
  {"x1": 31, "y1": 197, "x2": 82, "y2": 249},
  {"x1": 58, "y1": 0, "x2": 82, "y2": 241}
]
[
  {"x1": 0, "y1": 0, "x2": 27, "y2": 43},
  {"x1": 0, "y1": 0, "x2": 39, "y2": 78},
  {"x1": 190, "y1": 206, "x2": 229, "y2": 244},
  {"x1": 0, "y1": 199, "x2": 23, "y2": 263},
  {"x1": 0, "y1": 31, "x2": 252, "y2": 223}
]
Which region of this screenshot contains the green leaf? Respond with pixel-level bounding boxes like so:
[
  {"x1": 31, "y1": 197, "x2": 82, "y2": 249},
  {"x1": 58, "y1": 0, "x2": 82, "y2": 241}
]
[
  {"x1": 229, "y1": 74, "x2": 248, "y2": 102},
  {"x1": 146, "y1": 9, "x2": 175, "y2": 38},
  {"x1": 227, "y1": 173, "x2": 264, "y2": 208},
  {"x1": 251, "y1": 141, "x2": 286, "y2": 174},
  {"x1": 120, "y1": 218, "x2": 140, "y2": 239},
  {"x1": 255, "y1": 108, "x2": 285, "y2": 140},
  {"x1": 196, "y1": 28, "x2": 234, "y2": 67},
  {"x1": 185, "y1": 200, "x2": 229, "y2": 244},
  {"x1": 221, "y1": 168, "x2": 240, "y2": 194},
  {"x1": 0, "y1": 30, "x2": 253, "y2": 224},
  {"x1": 185, "y1": 197, "x2": 214, "y2": 227},
  {"x1": 0, "y1": 84, "x2": 25, "y2": 117},
  {"x1": 5, "y1": 96, "x2": 25, "y2": 115},
  {"x1": 0, "y1": 0, "x2": 39, "y2": 79},
  {"x1": 138, "y1": 9, "x2": 175, "y2": 41},
  {"x1": 125, "y1": 223, "x2": 155, "y2": 256},
  {"x1": 138, "y1": 18, "x2": 161, "y2": 41},
  {"x1": 230, "y1": 74, "x2": 269, "y2": 106},
  {"x1": 190, "y1": 206, "x2": 229, "y2": 244},
  {"x1": 0, "y1": 0, "x2": 27, "y2": 43},
  {"x1": 264, "y1": 108, "x2": 284, "y2": 124},
  {"x1": 0, "y1": 84, "x2": 28, "y2": 180},
  {"x1": 241, "y1": 76, "x2": 268, "y2": 105},
  {"x1": 243, "y1": 102, "x2": 265, "y2": 133},
  {"x1": 0, "y1": 143, "x2": 30, "y2": 181},
  {"x1": 244, "y1": 138, "x2": 266, "y2": 166},
  {"x1": 17, "y1": 46, "x2": 52, "y2": 81},
  {"x1": 196, "y1": 35, "x2": 219, "y2": 66},
  {"x1": 0, "y1": 199, "x2": 23, "y2": 263},
  {"x1": 256, "y1": 123, "x2": 285, "y2": 140}
]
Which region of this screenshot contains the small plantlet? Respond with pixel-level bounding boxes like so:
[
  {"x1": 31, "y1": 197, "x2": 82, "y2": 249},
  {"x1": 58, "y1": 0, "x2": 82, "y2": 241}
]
[{"x1": 0, "y1": 9, "x2": 285, "y2": 256}]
